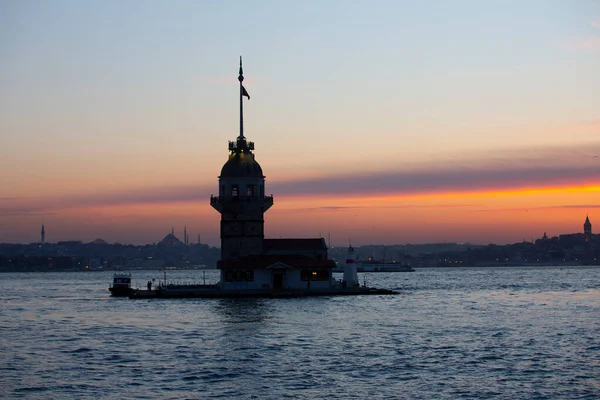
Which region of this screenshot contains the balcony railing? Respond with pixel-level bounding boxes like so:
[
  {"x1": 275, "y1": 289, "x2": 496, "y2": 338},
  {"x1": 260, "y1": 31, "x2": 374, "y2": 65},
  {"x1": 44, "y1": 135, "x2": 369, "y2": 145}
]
[
  {"x1": 228, "y1": 141, "x2": 255, "y2": 151},
  {"x1": 210, "y1": 195, "x2": 273, "y2": 205}
]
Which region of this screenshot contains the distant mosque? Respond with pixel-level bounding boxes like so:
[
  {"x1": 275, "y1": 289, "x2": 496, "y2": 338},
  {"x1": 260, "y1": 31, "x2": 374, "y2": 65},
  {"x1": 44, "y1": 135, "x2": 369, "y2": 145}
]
[
  {"x1": 209, "y1": 57, "x2": 337, "y2": 291},
  {"x1": 158, "y1": 226, "x2": 198, "y2": 247}
]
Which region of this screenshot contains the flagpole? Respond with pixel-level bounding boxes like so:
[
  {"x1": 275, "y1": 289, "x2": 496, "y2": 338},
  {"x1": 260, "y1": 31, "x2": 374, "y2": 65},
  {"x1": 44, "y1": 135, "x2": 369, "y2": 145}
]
[{"x1": 238, "y1": 56, "x2": 244, "y2": 140}]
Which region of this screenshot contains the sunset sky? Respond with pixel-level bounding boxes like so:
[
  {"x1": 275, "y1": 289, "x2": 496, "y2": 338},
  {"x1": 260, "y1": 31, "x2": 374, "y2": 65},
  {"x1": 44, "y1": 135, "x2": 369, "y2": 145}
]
[{"x1": 1, "y1": 1, "x2": 599, "y2": 246}]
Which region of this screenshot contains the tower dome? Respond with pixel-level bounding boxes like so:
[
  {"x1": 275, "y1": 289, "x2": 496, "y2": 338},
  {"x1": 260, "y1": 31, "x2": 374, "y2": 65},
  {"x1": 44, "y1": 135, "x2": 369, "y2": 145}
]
[{"x1": 219, "y1": 140, "x2": 264, "y2": 179}]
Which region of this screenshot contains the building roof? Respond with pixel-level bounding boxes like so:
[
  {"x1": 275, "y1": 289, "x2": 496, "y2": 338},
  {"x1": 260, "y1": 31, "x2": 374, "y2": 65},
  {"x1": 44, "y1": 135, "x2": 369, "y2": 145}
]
[
  {"x1": 264, "y1": 238, "x2": 327, "y2": 252},
  {"x1": 219, "y1": 254, "x2": 336, "y2": 269},
  {"x1": 220, "y1": 153, "x2": 264, "y2": 179},
  {"x1": 158, "y1": 233, "x2": 184, "y2": 247}
]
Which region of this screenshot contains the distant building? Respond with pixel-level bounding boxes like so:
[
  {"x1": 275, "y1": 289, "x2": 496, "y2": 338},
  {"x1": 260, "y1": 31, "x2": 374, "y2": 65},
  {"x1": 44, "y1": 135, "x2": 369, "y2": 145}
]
[
  {"x1": 584, "y1": 215, "x2": 592, "y2": 243},
  {"x1": 41, "y1": 224, "x2": 45, "y2": 244},
  {"x1": 158, "y1": 232, "x2": 184, "y2": 247}
]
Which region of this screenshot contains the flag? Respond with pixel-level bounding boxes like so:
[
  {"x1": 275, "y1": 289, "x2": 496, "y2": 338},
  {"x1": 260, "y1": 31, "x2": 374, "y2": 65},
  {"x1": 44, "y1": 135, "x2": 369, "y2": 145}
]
[{"x1": 241, "y1": 85, "x2": 250, "y2": 100}]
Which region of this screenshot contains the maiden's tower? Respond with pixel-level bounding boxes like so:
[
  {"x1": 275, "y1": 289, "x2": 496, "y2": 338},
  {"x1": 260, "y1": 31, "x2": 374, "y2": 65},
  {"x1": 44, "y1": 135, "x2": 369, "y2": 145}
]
[
  {"x1": 209, "y1": 57, "x2": 338, "y2": 292},
  {"x1": 128, "y1": 58, "x2": 395, "y2": 298}
]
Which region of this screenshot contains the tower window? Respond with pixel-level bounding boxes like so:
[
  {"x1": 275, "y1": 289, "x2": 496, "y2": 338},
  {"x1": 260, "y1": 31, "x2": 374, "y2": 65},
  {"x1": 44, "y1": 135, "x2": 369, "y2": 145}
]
[
  {"x1": 232, "y1": 185, "x2": 239, "y2": 197},
  {"x1": 246, "y1": 185, "x2": 254, "y2": 197}
]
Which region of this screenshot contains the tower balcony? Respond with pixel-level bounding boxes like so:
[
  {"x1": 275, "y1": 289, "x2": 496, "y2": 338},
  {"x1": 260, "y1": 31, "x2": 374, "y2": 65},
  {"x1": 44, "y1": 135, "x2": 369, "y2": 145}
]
[
  {"x1": 229, "y1": 140, "x2": 255, "y2": 151},
  {"x1": 210, "y1": 194, "x2": 273, "y2": 213}
]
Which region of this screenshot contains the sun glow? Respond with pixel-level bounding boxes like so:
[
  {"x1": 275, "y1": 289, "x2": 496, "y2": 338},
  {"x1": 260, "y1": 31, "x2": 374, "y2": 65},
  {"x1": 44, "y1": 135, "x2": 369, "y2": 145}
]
[{"x1": 264, "y1": 183, "x2": 600, "y2": 245}]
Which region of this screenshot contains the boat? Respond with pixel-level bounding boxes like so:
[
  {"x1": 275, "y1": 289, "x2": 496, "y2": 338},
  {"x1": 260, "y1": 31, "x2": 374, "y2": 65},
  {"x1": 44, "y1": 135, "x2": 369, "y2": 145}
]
[
  {"x1": 356, "y1": 260, "x2": 415, "y2": 272},
  {"x1": 333, "y1": 260, "x2": 415, "y2": 273},
  {"x1": 108, "y1": 272, "x2": 132, "y2": 297}
]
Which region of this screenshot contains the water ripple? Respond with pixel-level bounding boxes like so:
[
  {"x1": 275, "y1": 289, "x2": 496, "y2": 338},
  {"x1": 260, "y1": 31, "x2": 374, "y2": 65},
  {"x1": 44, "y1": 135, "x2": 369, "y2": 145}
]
[{"x1": 1, "y1": 267, "x2": 600, "y2": 399}]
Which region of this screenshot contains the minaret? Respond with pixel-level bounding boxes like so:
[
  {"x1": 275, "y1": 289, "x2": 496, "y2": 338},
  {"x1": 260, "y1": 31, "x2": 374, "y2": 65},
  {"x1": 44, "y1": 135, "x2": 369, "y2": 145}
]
[
  {"x1": 41, "y1": 224, "x2": 45, "y2": 244},
  {"x1": 584, "y1": 215, "x2": 592, "y2": 243},
  {"x1": 210, "y1": 57, "x2": 273, "y2": 262}
]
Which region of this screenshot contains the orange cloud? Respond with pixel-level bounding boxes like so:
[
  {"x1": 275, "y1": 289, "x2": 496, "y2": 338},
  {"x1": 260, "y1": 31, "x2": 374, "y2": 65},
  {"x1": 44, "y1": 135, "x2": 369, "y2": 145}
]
[
  {"x1": 2, "y1": 142, "x2": 598, "y2": 244},
  {"x1": 2, "y1": 183, "x2": 595, "y2": 245}
]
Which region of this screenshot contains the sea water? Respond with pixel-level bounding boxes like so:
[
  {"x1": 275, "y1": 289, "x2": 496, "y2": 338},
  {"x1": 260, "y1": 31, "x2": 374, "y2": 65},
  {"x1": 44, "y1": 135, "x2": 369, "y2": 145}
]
[{"x1": 1, "y1": 267, "x2": 599, "y2": 399}]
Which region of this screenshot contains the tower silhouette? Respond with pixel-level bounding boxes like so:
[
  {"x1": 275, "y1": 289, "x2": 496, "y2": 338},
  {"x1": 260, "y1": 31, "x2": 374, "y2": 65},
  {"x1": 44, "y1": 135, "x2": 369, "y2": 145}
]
[
  {"x1": 41, "y1": 224, "x2": 45, "y2": 244},
  {"x1": 584, "y1": 215, "x2": 592, "y2": 243},
  {"x1": 210, "y1": 57, "x2": 273, "y2": 261}
]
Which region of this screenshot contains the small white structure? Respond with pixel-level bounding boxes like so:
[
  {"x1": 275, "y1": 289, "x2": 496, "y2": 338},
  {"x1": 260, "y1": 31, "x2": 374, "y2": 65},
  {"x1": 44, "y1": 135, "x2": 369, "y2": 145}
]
[{"x1": 343, "y1": 246, "x2": 359, "y2": 287}]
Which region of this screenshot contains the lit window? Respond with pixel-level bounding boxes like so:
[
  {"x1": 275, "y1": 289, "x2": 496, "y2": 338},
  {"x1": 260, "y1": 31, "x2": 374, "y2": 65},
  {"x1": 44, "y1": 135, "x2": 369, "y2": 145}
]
[{"x1": 301, "y1": 269, "x2": 330, "y2": 281}]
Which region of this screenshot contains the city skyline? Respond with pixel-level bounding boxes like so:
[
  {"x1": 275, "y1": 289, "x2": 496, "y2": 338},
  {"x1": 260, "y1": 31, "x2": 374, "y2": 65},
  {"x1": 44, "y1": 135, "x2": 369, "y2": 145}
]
[
  {"x1": 1, "y1": 1, "x2": 599, "y2": 246},
  {"x1": 10, "y1": 213, "x2": 596, "y2": 248}
]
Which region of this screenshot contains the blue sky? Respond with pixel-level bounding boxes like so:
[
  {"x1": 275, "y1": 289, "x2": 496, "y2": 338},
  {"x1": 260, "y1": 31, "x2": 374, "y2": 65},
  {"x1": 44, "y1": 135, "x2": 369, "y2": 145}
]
[{"x1": 1, "y1": 1, "x2": 599, "y2": 245}]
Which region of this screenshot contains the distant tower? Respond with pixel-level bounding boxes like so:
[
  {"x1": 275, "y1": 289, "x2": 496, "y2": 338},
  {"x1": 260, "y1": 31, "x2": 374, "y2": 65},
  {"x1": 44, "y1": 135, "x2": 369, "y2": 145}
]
[
  {"x1": 584, "y1": 215, "x2": 592, "y2": 243},
  {"x1": 171, "y1": 227, "x2": 174, "y2": 236},
  {"x1": 210, "y1": 57, "x2": 273, "y2": 261},
  {"x1": 41, "y1": 224, "x2": 45, "y2": 244},
  {"x1": 184, "y1": 226, "x2": 188, "y2": 246},
  {"x1": 197, "y1": 234, "x2": 201, "y2": 245}
]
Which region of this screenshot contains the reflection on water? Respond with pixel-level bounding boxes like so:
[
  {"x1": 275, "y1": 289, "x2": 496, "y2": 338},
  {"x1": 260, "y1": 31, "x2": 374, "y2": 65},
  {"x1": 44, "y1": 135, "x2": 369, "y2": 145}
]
[
  {"x1": 211, "y1": 298, "x2": 273, "y2": 324},
  {"x1": 1, "y1": 267, "x2": 599, "y2": 399}
]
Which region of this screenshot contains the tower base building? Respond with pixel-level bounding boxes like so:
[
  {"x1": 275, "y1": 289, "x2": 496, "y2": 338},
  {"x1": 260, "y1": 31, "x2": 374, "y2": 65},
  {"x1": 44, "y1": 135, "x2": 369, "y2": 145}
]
[{"x1": 210, "y1": 58, "x2": 337, "y2": 292}]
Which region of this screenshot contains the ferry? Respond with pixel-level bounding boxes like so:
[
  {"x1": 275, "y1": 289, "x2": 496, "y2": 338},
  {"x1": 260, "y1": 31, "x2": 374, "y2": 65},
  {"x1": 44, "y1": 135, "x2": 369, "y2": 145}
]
[
  {"x1": 108, "y1": 272, "x2": 132, "y2": 297},
  {"x1": 333, "y1": 260, "x2": 415, "y2": 273},
  {"x1": 356, "y1": 260, "x2": 415, "y2": 272}
]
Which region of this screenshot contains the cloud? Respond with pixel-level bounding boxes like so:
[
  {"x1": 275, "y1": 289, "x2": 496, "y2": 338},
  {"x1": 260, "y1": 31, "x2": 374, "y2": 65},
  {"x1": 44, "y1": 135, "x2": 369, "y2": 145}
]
[
  {"x1": 301, "y1": 204, "x2": 481, "y2": 212},
  {"x1": 544, "y1": 204, "x2": 600, "y2": 209},
  {"x1": 473, "y1": 204, "x2": 600, "y2": 213},
  {"x1": 564, "y1": 36, "x2": 600, "y2": 53},
  {"x1": 0, "y1": 206, "x2": 57, "y2": 217},
  {"x1": 268, "y1": 144, "x2": 600, "y2": 198},
  {"x1": 79, "y1": 185, "x2": 213, "y2": 207},
  {"x1": 560, "y1": 18, "x2": 600, "y2": 52},
  {"x1": 8, "y1": 143, "x2": 599, "y2": 212}
]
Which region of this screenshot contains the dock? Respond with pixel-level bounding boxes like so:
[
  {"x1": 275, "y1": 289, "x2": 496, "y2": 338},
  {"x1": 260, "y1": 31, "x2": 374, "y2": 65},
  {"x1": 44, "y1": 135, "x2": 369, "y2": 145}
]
[{"x1": 129, "y1": 285, "x2": 397, "y2": 299}]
